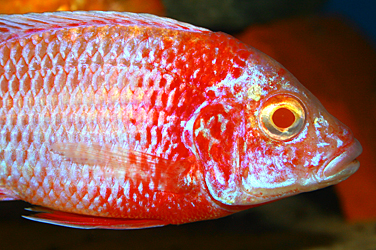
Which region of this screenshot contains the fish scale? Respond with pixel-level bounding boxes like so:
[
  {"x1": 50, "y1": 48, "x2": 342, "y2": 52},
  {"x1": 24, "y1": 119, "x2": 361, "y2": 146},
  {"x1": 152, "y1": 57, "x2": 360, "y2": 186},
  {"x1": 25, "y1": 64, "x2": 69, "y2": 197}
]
[{"x1": 0, "y1": 12, "x2": 250, "y2": 225}]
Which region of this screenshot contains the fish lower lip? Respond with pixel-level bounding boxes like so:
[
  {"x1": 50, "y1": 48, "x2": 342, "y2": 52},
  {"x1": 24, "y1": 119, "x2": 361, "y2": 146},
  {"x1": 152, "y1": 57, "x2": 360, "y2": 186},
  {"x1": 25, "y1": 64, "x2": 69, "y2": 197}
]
[{"x1": 323, "y1": 139, "x2": 362, "y2": 180}]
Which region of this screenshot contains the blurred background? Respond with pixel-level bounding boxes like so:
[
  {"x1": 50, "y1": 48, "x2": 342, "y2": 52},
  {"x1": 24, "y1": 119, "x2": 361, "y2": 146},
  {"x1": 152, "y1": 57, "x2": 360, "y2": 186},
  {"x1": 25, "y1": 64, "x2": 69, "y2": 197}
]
[{"x1": 0, "y1": 0, "x2": 375, "y2": 249}]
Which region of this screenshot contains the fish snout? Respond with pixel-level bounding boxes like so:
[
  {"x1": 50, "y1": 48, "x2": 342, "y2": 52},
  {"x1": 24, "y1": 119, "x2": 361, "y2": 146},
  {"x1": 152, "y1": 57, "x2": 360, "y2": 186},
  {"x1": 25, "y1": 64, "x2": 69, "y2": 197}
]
[{"x1": 322, "y1": 139, "x2": 362, "y2": 182}]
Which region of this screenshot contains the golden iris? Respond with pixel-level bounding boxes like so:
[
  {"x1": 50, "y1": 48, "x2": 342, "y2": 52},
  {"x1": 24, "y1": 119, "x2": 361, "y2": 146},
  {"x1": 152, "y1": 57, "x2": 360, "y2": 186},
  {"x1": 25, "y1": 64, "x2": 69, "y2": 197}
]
[{"x1": 259, "y1": 95, "x2": 306, "y2": 141}]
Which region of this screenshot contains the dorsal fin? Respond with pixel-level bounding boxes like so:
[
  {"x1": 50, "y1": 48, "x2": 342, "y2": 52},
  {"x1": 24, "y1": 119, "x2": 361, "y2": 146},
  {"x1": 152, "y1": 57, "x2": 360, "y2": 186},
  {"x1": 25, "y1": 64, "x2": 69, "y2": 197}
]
[{"x1": 0, "y1": 11, "x2": 210, "y2": 42}]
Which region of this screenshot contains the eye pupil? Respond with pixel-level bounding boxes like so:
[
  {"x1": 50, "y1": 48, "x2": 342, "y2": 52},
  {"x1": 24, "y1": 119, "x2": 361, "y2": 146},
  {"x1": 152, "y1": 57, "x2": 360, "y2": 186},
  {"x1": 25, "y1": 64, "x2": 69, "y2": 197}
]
[{"x1": 272, "y1": 107, "x2": 295, "y2": 128}]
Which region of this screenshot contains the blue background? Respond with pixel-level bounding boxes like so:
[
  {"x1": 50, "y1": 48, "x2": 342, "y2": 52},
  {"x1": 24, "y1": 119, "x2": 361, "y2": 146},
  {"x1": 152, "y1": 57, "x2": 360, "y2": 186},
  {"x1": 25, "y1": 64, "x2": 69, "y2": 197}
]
[{"x1": 324, "y1": 0, "x2": 376, "y2": 48}]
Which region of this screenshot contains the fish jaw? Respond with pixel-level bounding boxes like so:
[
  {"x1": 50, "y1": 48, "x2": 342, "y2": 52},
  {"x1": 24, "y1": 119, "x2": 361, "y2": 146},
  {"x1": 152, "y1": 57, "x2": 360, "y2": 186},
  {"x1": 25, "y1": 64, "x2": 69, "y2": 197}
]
[
  {"x1": 232, "y1": 118, "x2": 363, "y2": 206},
  {"x1": 231, "y1": 121, "x2": 363, "y2": 206},
  {"x1": 282, "y1": 139, "x2": 362, "y2": 196},
  {"x1": 230, "y1": 140, "x2": 362, "y2": 206},
  {"x1": 313, "y1": 139, "x2": 362, "y2": 188}
]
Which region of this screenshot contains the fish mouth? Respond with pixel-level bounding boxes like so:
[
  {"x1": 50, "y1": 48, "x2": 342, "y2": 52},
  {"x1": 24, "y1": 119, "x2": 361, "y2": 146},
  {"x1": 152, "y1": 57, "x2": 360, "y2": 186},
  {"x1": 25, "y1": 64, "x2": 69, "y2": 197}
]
[
  {"x1": 320, "y1": 139, "x2": 362, "y2": 184},
  {"x1": 235, "y1": 139, "x2": 362, "y2": 206}
]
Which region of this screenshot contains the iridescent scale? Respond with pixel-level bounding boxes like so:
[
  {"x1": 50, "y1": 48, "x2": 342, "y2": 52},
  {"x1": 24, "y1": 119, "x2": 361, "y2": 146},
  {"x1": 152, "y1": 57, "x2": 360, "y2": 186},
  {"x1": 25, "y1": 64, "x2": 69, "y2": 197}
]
[{"x1": 0, "y1": 12, "x2": 250, "y2": 223}]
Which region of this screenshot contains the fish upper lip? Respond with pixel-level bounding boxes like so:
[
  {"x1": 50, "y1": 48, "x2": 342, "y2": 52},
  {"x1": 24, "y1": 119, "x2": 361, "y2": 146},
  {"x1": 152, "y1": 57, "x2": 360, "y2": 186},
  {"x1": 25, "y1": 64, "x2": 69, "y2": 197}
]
[{"x1": 322, "y1": 139, "x2": 362, "y2": 181}]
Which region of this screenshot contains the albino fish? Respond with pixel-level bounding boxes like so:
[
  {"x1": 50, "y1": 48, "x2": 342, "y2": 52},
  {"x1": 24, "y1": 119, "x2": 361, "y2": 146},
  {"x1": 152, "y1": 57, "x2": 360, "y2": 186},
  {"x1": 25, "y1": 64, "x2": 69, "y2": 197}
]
[{"x1": 0, "y1": 11, "x2": 362, "y2": 229}]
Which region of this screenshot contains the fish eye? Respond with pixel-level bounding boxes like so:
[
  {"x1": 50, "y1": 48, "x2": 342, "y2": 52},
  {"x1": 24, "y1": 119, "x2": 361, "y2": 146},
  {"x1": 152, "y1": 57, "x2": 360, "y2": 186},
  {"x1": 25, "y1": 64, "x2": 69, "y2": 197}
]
[{"x1": 259, "y1": 95, "x2": 306, "y2": 141}]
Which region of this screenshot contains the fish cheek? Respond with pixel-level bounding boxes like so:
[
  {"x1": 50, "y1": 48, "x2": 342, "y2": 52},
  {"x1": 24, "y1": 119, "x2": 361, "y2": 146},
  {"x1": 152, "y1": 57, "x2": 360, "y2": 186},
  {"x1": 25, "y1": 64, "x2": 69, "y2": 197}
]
[
  {"x1": 236, "y1": 126, "x2": 308, "y2": 205},
  {"x1": 193, "y1": 104, "x2": 243, "y2": 205}
]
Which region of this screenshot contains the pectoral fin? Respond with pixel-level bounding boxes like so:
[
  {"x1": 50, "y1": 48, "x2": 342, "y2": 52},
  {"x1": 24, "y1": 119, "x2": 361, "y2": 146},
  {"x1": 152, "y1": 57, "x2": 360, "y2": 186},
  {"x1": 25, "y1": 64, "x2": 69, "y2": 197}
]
[
  {"x1": 24, "y1": 207, "x2": 168, "y2": 229},
  {"x1": 51, "y1": 142, "x2": 193, "y2": 193}
]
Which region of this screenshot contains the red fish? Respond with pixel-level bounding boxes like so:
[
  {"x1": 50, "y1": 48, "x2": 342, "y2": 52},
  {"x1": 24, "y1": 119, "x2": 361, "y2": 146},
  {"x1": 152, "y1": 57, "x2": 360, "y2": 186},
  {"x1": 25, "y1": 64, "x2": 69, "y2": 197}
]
[{"x1": 0, "y1": 11, "x2": 362, "y2": 229}]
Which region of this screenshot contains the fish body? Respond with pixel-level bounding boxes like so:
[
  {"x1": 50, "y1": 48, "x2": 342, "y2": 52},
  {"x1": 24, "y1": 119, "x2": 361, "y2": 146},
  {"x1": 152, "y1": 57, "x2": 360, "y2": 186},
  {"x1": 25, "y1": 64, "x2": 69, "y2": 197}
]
[{"x1": 0, "y1": 11, "x2": 362, "y2": 229}]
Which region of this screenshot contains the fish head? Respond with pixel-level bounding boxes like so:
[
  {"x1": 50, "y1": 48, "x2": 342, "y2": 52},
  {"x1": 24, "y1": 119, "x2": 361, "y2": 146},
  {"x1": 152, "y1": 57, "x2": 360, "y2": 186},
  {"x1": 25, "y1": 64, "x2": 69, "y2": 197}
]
[
  {"x1": 193, "y1": 48, "x2": 361, "y2": 206},
  {"x1": 234, "y1": 50, "x2": 363, "y2": 205}
]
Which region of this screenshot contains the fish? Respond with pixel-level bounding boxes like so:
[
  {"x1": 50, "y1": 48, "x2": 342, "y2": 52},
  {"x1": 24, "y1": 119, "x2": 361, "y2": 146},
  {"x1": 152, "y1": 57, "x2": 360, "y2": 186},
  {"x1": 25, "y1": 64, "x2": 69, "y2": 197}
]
[{"x1": 0, "y1": 11, "x2": 362, "y2": 229}]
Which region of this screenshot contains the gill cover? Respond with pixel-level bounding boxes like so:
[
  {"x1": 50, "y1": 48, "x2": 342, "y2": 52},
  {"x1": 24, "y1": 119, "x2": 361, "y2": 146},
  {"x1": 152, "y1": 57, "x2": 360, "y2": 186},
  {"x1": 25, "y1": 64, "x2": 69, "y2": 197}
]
[{"x1": 193, "y1": 103, "x2": 244, "y2": 205}]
